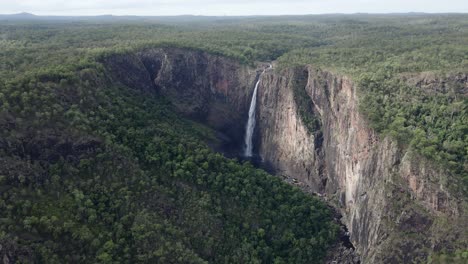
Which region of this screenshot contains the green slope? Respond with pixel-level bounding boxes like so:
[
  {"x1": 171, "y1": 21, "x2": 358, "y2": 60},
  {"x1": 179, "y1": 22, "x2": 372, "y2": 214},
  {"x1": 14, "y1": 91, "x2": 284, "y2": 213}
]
[{"x1": 0, "y1": 49, "x2": 338, "y2": 263}]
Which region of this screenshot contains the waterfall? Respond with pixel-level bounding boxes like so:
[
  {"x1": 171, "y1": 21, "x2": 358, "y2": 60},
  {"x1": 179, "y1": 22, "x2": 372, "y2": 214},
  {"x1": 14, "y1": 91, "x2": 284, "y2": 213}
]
[
  {"x1": 244, "y1": 65, "x2": 271, "y2": 157},
  {"x1": 244, "y1": 78, "x2": 261, "y2": 157}
]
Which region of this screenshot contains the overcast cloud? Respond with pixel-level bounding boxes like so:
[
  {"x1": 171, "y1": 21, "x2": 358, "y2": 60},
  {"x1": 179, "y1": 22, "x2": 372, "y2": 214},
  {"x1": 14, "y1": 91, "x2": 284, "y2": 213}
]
[{"x1": 1, "y1": 0, "x2": 467, "y2": 16}]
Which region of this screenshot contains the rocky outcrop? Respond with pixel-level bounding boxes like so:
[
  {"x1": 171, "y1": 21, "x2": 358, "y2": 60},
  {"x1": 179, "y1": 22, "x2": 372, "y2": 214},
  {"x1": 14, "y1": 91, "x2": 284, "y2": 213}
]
[
  {"x1": 257, "y1": 66, "x2": 467, "y2": 263},
  {"x1": 402, "y1": 72, "x2": 468, "y2": 95}
]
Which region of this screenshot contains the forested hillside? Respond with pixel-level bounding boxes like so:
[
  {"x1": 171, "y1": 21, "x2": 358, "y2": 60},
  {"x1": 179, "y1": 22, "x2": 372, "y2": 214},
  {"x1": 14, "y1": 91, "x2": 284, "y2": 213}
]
[
  {"x1": 0, "y1": 14, "x2": 467, "y2": 263},
  {"x1": 0, "y1": 16, "x2": 341, "y2": 264},
  {"x1": 0, "y1": 45, "x2": 338, "y2": 263}
]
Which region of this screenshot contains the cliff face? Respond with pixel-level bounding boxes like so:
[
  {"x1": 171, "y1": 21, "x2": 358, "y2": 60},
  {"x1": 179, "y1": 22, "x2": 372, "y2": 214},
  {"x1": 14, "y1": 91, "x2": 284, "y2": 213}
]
[
  {"x1": 256, "y1": 69, "x2": 322, "y2": 188},
  {"x1": 257, "y1": 66, "x2": 467, "y2": 263},
  {"x1": 104, "y1": 48, "x2": 258, "y2": 153},
  {"x1": 103, "y1": 50, "x2": 466, "y2": 263}
]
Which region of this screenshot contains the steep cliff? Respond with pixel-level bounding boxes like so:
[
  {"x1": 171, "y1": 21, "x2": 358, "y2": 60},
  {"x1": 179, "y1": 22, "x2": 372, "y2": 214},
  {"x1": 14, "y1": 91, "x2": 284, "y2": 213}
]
[
  {"x1": 102, "y1": 49, "x2": 466, "y2": 263},
  {"x1": 104, "y1": 48, "x2": 258, "y2": 154},
  {"x1": 257, "y1": 66, "x2": 467, "y2": 263},
  {"x1": 257, "y1": 68, "x2": 322, "y2": 188}
]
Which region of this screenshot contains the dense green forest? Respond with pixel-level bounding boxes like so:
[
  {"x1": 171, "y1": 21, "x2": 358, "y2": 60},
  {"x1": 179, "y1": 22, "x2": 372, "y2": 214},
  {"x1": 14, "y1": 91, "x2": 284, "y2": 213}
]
[
  {"x1": 0, "y1": 52, "x2": 338, "y2": 264},
  {"x1": 0, "y1": 14, "x2": 467, "y2": 262},
  {"x1": 0, "y1": 66, "x2": 338, "y2": 262},
  {"x1": 0, "y1": 17, "x2": 342, "y2": 263}
]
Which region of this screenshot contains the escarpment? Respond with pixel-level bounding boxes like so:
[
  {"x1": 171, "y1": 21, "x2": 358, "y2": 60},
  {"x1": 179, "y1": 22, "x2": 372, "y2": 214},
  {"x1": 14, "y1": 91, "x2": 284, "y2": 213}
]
[
  {"x1": 257, "y1": 66, "x2": 467, "y2": 263},
  {"x1": 102, "y1": 49, "x2": 466, "y2": 263}
]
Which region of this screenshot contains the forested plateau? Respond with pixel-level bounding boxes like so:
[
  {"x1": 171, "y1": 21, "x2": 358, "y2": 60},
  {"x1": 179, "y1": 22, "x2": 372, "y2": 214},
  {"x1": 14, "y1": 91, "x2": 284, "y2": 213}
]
[{"x1": 0, "y1": 14, "x2": 467, "y2": 263}]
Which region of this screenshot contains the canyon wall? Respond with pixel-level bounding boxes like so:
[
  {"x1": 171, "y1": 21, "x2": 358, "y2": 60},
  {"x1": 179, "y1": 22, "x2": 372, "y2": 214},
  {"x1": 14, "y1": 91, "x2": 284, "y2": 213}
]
[
  {"x1": 104, "y1": 48, "x2": 258, "y2": 153},
  {"x1": 257, "y1": 66, "x2": 467, "y2": 263},
  {"x1": 103, "y1": 49, "x2": 466, "y2": 263}
]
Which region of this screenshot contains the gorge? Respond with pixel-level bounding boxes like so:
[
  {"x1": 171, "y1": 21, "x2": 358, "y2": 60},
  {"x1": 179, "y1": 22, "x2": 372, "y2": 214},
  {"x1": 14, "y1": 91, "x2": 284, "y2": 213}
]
[
  {"x1": 103, "y1": 47, "x2": 467, "y2": 263},
  {"x1": 1, "y1": 14, "x2": 467, "y2": 264}
]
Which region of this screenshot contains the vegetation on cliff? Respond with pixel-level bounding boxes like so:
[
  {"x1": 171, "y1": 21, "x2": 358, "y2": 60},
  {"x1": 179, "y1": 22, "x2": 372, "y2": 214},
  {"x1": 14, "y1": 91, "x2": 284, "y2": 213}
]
[{"x1": 290, "y1": 67, "x2": 321, "y2": 133}]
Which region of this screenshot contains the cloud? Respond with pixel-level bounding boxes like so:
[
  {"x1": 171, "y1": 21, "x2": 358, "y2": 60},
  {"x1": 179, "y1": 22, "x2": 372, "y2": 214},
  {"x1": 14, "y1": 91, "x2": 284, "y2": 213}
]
[{"x1": 0, "y1": 0, "x2": 466, "y2": 16}]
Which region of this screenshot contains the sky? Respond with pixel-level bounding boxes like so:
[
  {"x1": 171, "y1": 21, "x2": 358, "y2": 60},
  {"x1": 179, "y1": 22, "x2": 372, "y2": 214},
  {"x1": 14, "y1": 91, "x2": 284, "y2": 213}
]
[{"x1": 1, "y1": 0, "x2": 467, "y2": 16}]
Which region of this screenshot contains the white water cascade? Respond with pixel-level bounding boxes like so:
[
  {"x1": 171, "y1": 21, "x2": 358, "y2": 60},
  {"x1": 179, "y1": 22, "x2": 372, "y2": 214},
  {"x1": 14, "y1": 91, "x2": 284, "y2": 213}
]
[{"x1": 244, "y1": 65, "x2": 271, "y2": 157}]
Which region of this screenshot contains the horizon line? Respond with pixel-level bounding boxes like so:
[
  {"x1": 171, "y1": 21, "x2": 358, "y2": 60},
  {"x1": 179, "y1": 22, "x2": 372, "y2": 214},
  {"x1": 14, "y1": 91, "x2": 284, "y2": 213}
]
[{"x1": 1, "y1": 11, "x2": 468, "y2": 18}]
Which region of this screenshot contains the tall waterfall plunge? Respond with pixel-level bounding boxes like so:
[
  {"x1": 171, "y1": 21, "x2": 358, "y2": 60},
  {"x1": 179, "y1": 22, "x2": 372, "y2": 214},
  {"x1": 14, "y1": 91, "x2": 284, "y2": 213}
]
[
  {"x1": 243, "y1": 78, "x2": 261, "y2": 157},
  {"x1": 244, "y1": 65, "x2": 271, "y2": 157}
]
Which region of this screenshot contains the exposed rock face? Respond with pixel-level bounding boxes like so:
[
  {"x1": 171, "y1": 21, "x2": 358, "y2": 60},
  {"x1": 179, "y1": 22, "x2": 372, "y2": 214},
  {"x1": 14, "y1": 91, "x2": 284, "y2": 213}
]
[
  {"x1": 402, "y1": 72, "x2": 468, "y2": 95},
  {"x1": 257, "y1": 66, "x2": 467, "y2": 263},
  {"x1": 104, "y1": 48, "x2": 258, "y2": 154},
  {"x1": 0, "y1": 238, "x2": 35, "y2": 264},
  {"x1": 103, "y1": 50, "x2": 467, "y2": 263},
  {"x1": 256, "y1": 69, "x2": 322, "y2": 188}
]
